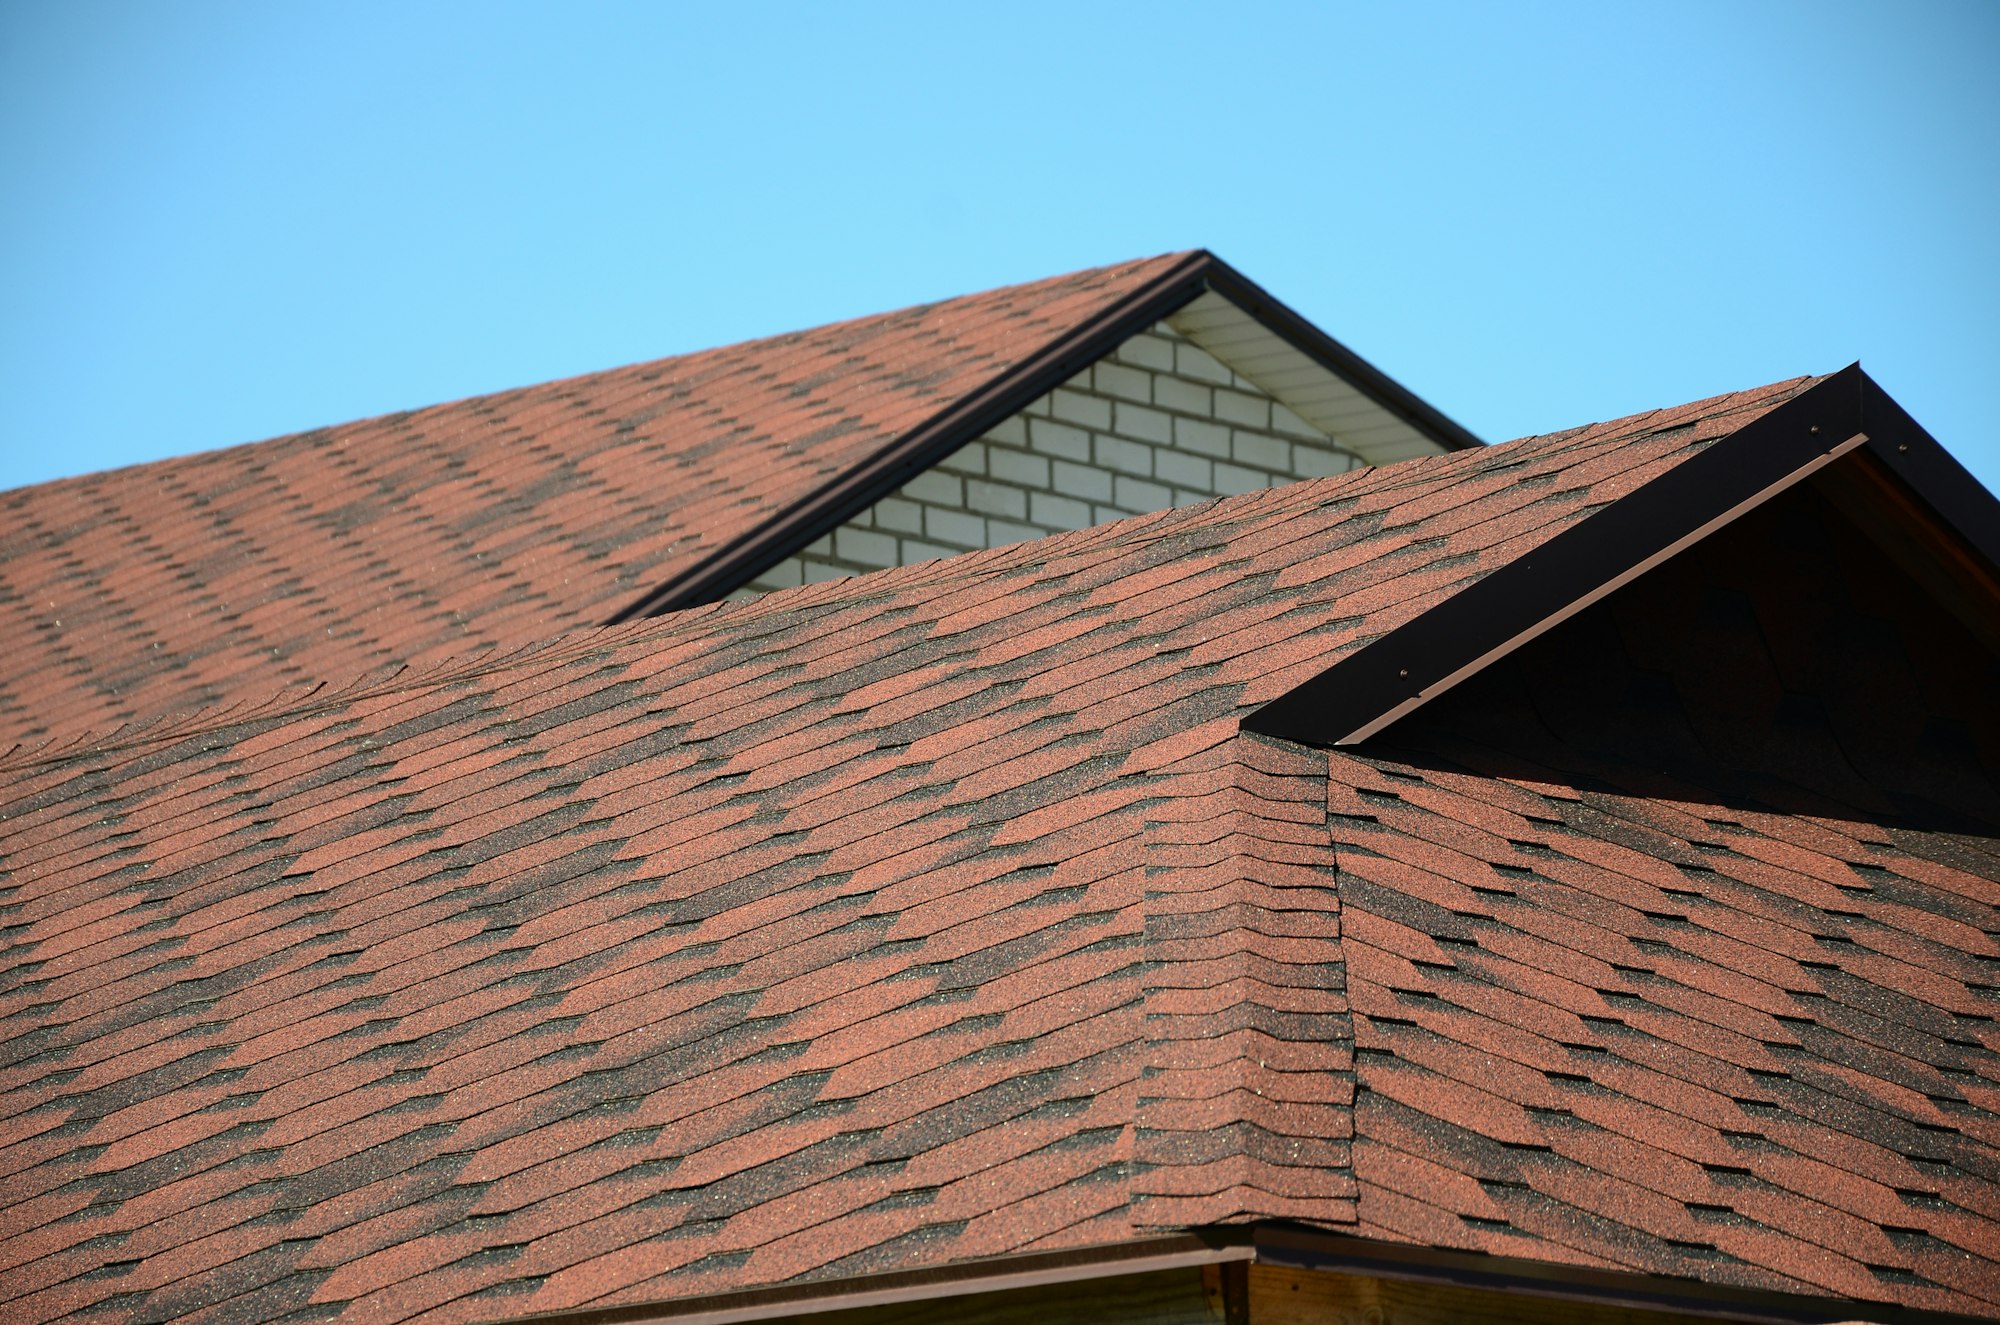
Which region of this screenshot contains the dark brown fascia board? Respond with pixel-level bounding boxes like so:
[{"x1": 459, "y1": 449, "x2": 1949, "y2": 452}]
[
  {"x1": 488, "y1": 1223, "x2": 1991, "y2": 1325},
  {"x1": 605, "y1": 252, "x2": 1483, "y2": 621},
  {"x1": 601, "y1": 249, "x2": 1212, "y2": 622},
  {"x1": 489, "y1": 1233, "x2": 1252, "y2": 1325},
  {"x1": 1252, "y1": 1226, "x2": 1999, "y2": 1325},
  {"x1": 1199, "y1": 259, "x2": 1485, "y2": 455},
  {"x1": 1244, "y1": 364, "x2": 2000, "y2": 749},
  {"x1": 1857, "y1": 367, "x2": 2000, "y2": 573}
]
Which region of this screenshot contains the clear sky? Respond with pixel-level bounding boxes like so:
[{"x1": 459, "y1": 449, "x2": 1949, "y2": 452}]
[{"x1": 3, "y1": 1, "x2": 1995, "y2": 496}]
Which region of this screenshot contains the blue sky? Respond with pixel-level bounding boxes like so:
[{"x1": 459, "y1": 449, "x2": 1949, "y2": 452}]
[{"x1": 3, "y1": 1, "x2": 1995, "y2": 495}]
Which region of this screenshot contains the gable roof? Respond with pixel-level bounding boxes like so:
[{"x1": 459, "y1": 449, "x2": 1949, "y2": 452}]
[
  {"x1": 1332, "y1": 478, "x2": 2000, "y2": 1316},
  {"x1": 5, "y1": 372, "x2": 1993, "y2": 1324},
  {"x1": 0, "y1": 252, "x2": 1478, "y2": 755},
  {"x1": 1249, "y1": 363, "x2": 2000, "y2": 749}
]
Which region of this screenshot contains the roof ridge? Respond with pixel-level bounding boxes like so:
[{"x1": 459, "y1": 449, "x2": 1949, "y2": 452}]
[
  {"x1": 1133, "y1": 730, "x2": 1358, "y2": 1227},
  {"x1": 0, "y1": 626, "x2": 661, "y2": 774}
]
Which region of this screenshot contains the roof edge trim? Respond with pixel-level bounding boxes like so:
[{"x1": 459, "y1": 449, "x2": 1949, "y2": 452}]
[
  {"x1": 1244, "y1": 365, "x2": 2000, "y2": 748},
  {"x1": 482, "y1": 1221, "x2": 1993, "y2": 1325},
  {"x1": 605, "y1": 251, "x2": 1216, "y2": 621},
  {"x1": 1253, "y1": 1226, "x2": 1996, "y2": 1325},
  {"x1": 497, "y1": 1234, "x2": 1251, "y2": 1325},
  {"x1": 1199, "y1": 260, "x2": 1485, "y2": 455},
  {"x1": 1331, "y1": 425, "x2": 1872, "y2": 746},
  {"x1": 606, "y1": 252, "x2": 1481, "y2": 621}
]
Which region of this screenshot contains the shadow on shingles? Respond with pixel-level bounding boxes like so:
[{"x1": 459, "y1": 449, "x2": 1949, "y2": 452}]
[{"x1": 1357, "y1": 476, "x2": 2000, "y2": 848}]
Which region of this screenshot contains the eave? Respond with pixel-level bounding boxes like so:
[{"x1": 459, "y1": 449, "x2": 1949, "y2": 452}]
[{"x1": 498, "y1": 1226, "x2": 1999, "y2": 1325}]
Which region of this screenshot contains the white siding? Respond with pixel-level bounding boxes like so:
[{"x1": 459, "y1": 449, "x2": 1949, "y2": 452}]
[{"x1": 739, "y1": 321, "x2": 1368, "y2": 597}]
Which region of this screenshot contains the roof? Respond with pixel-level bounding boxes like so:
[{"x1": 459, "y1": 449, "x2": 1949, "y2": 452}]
[
  {"x1": 0, "y1": 251, "x2": 1479, "y2": 755},
  {"x1": 1335, "y1": 500, "x2": 2000, "y2": 1312},
  {"x1": 0, "y1": 253, "x2": 1183, "y2": 750},
  {"x1": 7, "y1": 371, "x2": 1995, "y2": 1324}
]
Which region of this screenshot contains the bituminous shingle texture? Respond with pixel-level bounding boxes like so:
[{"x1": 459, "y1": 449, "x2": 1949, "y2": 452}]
[
  {"x1": 1132, "y1": 733, "x2": 1354, "y2": 1230},
  {"x1": 4, "y1": 373, "x2": 1994, "y2": 1324},
  {"x1": 1335, "y1": 743, "x2": 2000, "y2": 1314},
  {"x1": 0, "y1": 254, "x2": 1198, "y2": 751},
  {"x1": 1334, "y1": 469, "x2": 2000, "y2": 1313}
]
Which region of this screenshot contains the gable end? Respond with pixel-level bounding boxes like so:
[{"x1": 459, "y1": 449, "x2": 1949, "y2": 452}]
[
  {"x1": 1245, "y1": 366, "x2": 2000, "y2": 749},
  {"x1": 606, "y1": 253, "x2": 1484, "y2": 620}
]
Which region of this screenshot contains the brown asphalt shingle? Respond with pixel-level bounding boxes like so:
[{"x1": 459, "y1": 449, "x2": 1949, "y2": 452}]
[
  {"x1": 1336, "y1": 744, "x2": 2000, "y2": 1311},
  {"x1": 0, "y1": 253, "x2": 1195, "y2": 751},
  {"x1": 3, "y1": 374, "x2": 1992, "y2": 1323},
  {"x1": 1332, "y1": 467, "x2": 2000, "y2": 1313}
]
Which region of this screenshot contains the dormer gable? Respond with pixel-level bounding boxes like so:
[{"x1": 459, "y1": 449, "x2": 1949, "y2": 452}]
[{"x1": 1248, "y1": 365, "x2": 2000, "y2": 800}]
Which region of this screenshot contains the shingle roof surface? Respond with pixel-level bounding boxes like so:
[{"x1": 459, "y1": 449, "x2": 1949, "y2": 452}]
[
  {"x1": 0, "y1": 253, "x2": 1193, "y2": 752},
  {"x1": 7, "y1": 374, "x2": 1991, "y2": 1325},
  {"x1": 1335, "y1": 474, "x2": 2000, "y2": 1314},
  {"x1": 1336, "y1": 743, "x2": 2000, "y2": 1314}
]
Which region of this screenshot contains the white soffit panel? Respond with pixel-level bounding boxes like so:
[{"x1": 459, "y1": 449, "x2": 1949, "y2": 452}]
[{"x1": 1167, "y1": 291, "x2": 1447, "y2": 465}]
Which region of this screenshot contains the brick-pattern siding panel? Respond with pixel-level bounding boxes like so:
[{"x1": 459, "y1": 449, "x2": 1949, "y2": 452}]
[{"x1": 741, "y1": 323, "x2": 1368, "y2": 594}]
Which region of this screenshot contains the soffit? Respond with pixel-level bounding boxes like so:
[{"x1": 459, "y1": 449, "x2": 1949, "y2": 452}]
[{"x1": 1170, "y1": 291, "x2": 1448, "y2": 466}]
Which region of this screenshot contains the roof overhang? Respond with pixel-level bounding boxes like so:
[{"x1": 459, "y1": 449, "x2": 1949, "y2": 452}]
[
  {"x1": 495, "y1": 1235, "x2": 1247, "y2": 1325},
  {"x1": 1169, "y1": 286, "x2": 1466, "y2": 466},
  {"x1": 498, "y1": 1226, "x2": 1996, "y2": 1325},
  {"x1": 1244, "y1": 364, "x2": 2000, "y2": 747},
  {"x1": 607, "y1": 252, "x2": 1482, "y2": 621}
]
